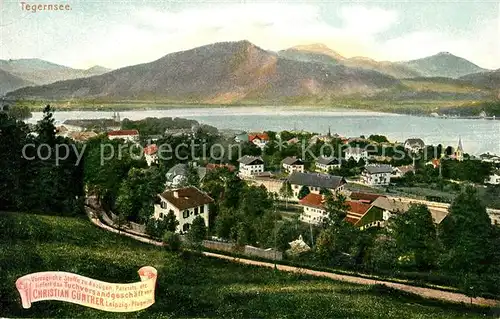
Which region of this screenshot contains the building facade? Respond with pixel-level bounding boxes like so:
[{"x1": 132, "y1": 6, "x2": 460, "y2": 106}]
[
  {"x1": 153, "y1": 187, "x2": 213, "y2": 233},
  {"x1": 288, "y1": 171, "x2": 346, "y2": 199},
  {"x1": 345, "y1": 147, "x2": 368, "y2": 162},
  {"x1": 282, "y1": 156, "x2": 305, "y2": 173},
  {"x1": 362, "y1": 165, "x2": 393, "y2": 186},
  {"x1": 108, "y1": 129, "x2": 139, "y2": 142},
  {"x1": 315, "y1": 156, "x2": 341, "y2": 172},
  {"x1": 238, "y1": 155, "x2": 265, "y2": 177}
]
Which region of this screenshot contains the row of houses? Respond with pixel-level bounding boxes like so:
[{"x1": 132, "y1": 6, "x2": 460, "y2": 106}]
[
  {"x1": 238, "y1": 154, "x2": 413, "y2": 187},
  {"x1": 298, "y1": 192, "x2": 448, "y2": 230}
]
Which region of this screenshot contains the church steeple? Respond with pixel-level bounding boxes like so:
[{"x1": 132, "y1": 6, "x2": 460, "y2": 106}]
[
  {"x1": 455, "y1": 137, "x2": 464, "y2": 161},
  {"x1": 327, "y1": 126, "x2": 331, "y2": 137}
]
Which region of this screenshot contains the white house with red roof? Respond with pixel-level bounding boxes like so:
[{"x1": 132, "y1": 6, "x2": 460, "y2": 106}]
[
  {"x1": 298, "y1": 193, "x2": 328, "y2": 225},
  {"x1": 248, "y1": 132, "x2": 270, "y2": 149},
  {"x1": 108, "y1": 129, "x2": 139, "y2": 142},
  {"x1": 299, "y1": 193, "x2": 373, "y2": 226},
  {"x1": 144, "y1": 144, "x2": 159, "y2": 166}
]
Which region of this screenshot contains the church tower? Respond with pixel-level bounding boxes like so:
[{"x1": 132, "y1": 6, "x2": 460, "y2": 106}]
[{"x1": 455, "y1": 137, "x2": 464, "y2": 161}]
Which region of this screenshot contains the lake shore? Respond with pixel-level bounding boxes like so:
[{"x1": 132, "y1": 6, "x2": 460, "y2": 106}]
[{"x1": 15, "y1": 99, "x2": 494, "y2": 118}]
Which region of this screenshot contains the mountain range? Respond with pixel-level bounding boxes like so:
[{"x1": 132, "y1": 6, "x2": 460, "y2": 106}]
[
  {"x1": 3, "y1": 41, "x2": 498, "y2": 104},
  {"x1": 0, "y1": 59, "x2": 111, "y2": 94}
]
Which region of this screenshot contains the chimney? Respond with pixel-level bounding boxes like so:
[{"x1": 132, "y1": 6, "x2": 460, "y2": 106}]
[{"x1": 174, "y1": 191, "x2": 179, "y2": 198}]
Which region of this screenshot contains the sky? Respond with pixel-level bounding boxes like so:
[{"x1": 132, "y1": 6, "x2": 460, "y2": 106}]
[{"x1": 0, "y1": 0, "x2": 499, "y2": 70}]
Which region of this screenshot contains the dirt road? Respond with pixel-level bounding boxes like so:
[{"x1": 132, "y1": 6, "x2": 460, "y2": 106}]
[{"x1": 85, "y1": 207, "x2": 499, "y2": 308}]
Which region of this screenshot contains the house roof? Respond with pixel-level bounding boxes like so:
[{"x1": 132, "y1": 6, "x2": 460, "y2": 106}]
[
  {"x1": 144, "y1": 144, "x2": 158, "y2": 155},
  {"x1": 345, "y1": 147, "x2": 366, "y2": 155},
  {"x1": 365, "y1": 165, "x2": 393, "y2": 174},
  {"x1": 299, "y1": 193, "x2": 325, "y2": 209},
  {"x1": 248, "y1": 133, "x2": 269, "y2": 142},
  {"x1": 108, "y1": 129, "x2": 139, "y2": 136},
  {"x1": 371, "y1": 197, "x2": 410, "y2": 213},
  {"x1": 166, "y1": 163, "x2": 188, "y2": 179},
  {"x1": 206, "y1": 163, "x2": 236, "y2": 172},
  {"x1": 238, "y1": 155, "x2": 264, "y2": 165},
  {"x1": 395, "y1": 165, "x2": 415, "y2": 175},
  {"x1": 349, "y1": 192, "x2": 384, "y2": 203},
  {"x1": 159, "y1": 187, "x2": 214, "y2": 210},
  {"x1": 282, "y1": 156, "x2": 303, "y2": 165},
  {"x1": 346, "y1": 201, "x2": 371, "y2": 217},
  {"x1": 288, "y1": 172, "x2": 346, "y2": 189},
  {"x1": 316, "y1": 156, "x2": 340, "y2": 165},
  {"x1": 404, "y1": 138, "x2": 425, "y2": 147},
  {"x1": 166, "y1": 164, "x2": 206, "y2": 182},
  {"x1": 69, "y1": 131, "x2": 98, "y2": 142}
]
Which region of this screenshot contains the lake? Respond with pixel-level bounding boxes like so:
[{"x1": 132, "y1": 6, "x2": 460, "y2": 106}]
[{"x1": 28, "y1": 107, "x2": 500, "y2": 155}]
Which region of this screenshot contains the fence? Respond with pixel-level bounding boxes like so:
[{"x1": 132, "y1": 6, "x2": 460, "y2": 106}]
[
  {"x1": 109, "y1": 212, "x2": 147, "y2": 234},
  {"x1": 202, "y1": 241, "x2": 283, "y2": 261},
  {"x1": 202, "y1": 240, "x2": 237, "y2": 253},
  {"x1": 244, "y1": 245, "x2": 283, "y2": 261}
]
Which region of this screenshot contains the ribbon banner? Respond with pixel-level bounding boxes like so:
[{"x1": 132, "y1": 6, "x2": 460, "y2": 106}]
[{"x1": 15, "y1": 266, "x2": 157, "y2": 312}]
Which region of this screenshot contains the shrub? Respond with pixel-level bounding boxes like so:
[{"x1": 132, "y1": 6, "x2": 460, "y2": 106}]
[{"x1": 163, "y1": 231, "x2": 182, "y2": 252}]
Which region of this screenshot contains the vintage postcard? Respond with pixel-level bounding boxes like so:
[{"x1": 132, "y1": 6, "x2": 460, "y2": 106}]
[{"x1": 0, "y1": 0, "x2": 499, "y2": 318}]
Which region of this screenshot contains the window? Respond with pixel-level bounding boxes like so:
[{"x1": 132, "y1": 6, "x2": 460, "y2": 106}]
[
  {"x1": 159, "y1": 212, "x2": 164, "y2": 219},
  {"x1": 194, "y1": 207, "x2": 199, "y2": 215},
  {"x1": 200, "y1": 205, "x2": 205, "y2": 214},
  {"x1": 183, "y1": 223, "x2": 190, "y2": 232},
  {"x1": 160, "y1": 201, "x2": 166, "y2": 209},
  {"x1": 183, "y1": 210, "x2": 189, "y2": 219}
]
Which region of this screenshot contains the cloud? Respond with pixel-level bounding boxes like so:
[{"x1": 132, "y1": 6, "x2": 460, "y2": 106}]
[
  {"x1": 2, "y1": 2, "x2": 496, "y2": 70},
  {"x1": 340, "y1": 5, "x2": 399, "y2": 36},
  {"x1": 378, "y1": 17, "x2": 499, "y2": 69},
  {"x1": 68, "y1": 3, "x2": 402, "y2": 69}
]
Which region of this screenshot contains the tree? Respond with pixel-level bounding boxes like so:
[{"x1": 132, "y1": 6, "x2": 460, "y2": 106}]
[
  {"x1": 439, "y1": 186, "x2": 494, "y2": 275},
  {"x1": 0, "y1": 113, "x2": 27, "y2": 210},
  {"x1": 185, "y1": 164, "x2": 200, "y2": 187},
  {"x1": 298, "y1": 185, "x2": 310, "y2": 199},
  {"x1": 36, "y1": 105, "x2": 56, "y2": 146},
  {"x1": 187, "y1": 215, "x2": 207, "y2": 247},
  {"x1": 115, "y1": 167, "x2": 163, "y2": 223},
  {"x1": 7, "y1": 104, "x2": 32, "y2": 120},
  {"x1": 388, "y1": 204, "x2": 439, "y2": 270},
  {"x1": 164, "y1": 210, "x2": 179, "y2": 232},
  {"x1": 163, "y1": 231, "x2": 182, "y2": 252},
  {"x1": 279, "y1": 181, "x2": 293, "y2": 208},
  {"x1": 323, "y1": 193, "x2": 349, "y2": 226},
  {"x1": 368, "y1": 135, "x2": 389, "y2": 144}
]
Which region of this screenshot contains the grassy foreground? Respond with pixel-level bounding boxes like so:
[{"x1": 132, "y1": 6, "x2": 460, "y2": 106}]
[{"x1": 0, "y1": 212, "x2": 497, "y2": 318}]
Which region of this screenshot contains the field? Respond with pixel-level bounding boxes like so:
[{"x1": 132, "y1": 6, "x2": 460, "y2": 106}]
[{"x1": 0, "y1": 212, "x2": 498, "y2": 318}]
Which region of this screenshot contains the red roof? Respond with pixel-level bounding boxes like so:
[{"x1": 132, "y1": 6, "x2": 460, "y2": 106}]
[
  {"x1": 144, "y1": 144, "x2": 158, "y2": 155},
  {"x1": 108, "y1": 129, "x2": 139, "y2": 136},
  {"x1": 299, "y1": 193, "x2": 325, "y2": 209},
  {"x1": 349, "y1": 192, "x2": 384, "y2": 204},
  {"x1": 206, "y1": 163, "x2": 236, "y2": 172},
  {"x1": 248, "y1": 133, "x2": 269, "y2": 142},
  {"x1": 432, "y1": 159, "x2": 440, "y2": 167},
  {"x1": 346, "y1": 201, "x2": 371, "y2": 216}
]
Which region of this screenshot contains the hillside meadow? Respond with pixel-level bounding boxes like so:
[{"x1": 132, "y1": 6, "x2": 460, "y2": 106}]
[{"x1": 0, "y1": 212, "x2": 498, "y2": 318}]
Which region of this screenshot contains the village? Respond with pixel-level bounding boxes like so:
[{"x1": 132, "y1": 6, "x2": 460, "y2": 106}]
[{"x1": 51, "y1": 115, "x2": 500, "y2": 264}]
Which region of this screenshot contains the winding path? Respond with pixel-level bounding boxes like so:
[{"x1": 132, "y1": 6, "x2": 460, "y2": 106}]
[{"x1": 85, "y1": 207, "x2": 499, "y2": 308}]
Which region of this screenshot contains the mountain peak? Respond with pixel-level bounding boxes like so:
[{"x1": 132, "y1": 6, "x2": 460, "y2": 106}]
[
  {"x1": 86, "y1": 65, "x2": 111, "y2": 72},
  {"x1": 288, "y1": 43, "x2": 344, "y2": 60},
  {"x1": 436, "y1": 51, "x2": 454, "y2": 56},
  {"x1": 403, "y1": 52, "x2": 487, "y2": 78}
]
